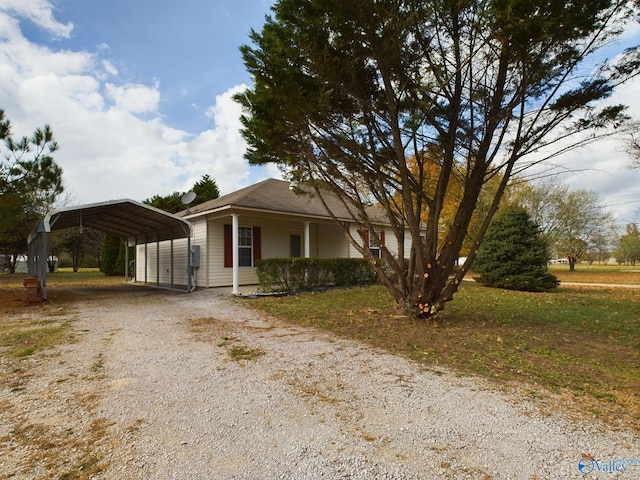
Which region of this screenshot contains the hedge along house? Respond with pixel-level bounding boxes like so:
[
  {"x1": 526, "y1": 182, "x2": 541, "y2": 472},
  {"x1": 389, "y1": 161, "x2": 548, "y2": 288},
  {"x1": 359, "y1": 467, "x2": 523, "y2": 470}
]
[{"x1": 137, "y1": 178, "x2": 415, "y2": 293}]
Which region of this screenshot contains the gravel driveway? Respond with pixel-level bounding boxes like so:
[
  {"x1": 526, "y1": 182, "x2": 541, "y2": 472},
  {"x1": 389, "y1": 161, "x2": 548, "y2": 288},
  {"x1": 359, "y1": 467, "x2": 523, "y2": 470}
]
[{"x1": 2, "y1": 285, "x2": 638, "y2": 479}]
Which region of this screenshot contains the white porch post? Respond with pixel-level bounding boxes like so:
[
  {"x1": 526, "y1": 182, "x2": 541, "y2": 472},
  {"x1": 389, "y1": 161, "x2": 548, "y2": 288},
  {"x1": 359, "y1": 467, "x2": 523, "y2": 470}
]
[
  {"x1": 304, "y1": 221, "x2": 311, "y2": 258},
  {"x1": 232, "y1": 214, "x2": 239, "y2": 294}
]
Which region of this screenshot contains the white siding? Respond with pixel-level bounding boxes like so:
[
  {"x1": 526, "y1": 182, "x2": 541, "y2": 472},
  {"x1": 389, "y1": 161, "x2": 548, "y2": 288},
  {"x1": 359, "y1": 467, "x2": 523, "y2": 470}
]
[
  {"x1": 192, "y1": 219, "x2": 208, "y2": 288},
  {"x1": 135, "y1": 239, "x2": 190, "y2": 287},
  {"x1": 317, "y1": 223, "x2": 349, "y2": 258},
  {"x1": 207, "y1": 215, "x2": 338, "y2": 287},
  {"x1": 345, "y1": 225, "x2": 414, "y2": 259},
  {"x1": 206, "y1": 215, "x2": 352, "y2": 288},
  {"x1": 207, "y1": 219, "x2": 229, "y2": 287},
  {"x1": 133, "y1": 212, "x2": 418, "y2": 290}
]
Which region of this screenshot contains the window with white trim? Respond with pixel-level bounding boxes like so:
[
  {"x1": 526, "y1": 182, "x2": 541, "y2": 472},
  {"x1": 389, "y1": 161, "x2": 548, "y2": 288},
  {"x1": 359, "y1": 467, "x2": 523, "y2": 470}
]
[
  {"x1": 367, "y1": 229, "x2": 384, "y2": 259},
  {"x1": 238, "y1": 226, "x2": 253, "y2": 267}
]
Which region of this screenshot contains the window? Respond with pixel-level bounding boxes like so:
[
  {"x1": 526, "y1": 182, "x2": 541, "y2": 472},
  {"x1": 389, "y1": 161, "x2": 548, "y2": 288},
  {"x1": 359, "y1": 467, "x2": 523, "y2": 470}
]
[
  {"x1": 238, "y1": 227, "x2": 253, "y2": 267},
  {"x1": 364, "y1": 229, "x2": 385, "y2": 259},
  {"x1": 290, "y1": 234, "x2": 301, "y2": 258},
  {"x1": 224, "y1": 225, "x2": 262, "y2": 268}
]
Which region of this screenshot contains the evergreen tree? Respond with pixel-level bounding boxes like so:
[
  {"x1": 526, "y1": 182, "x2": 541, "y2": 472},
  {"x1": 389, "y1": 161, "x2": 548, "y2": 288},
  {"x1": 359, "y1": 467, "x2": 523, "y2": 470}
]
[
  {"x1": 0, "y1": 110, "x2": 64, "y2": 272},
  {"x1": 236, "y1": 0, "x2": 637, "y2": 317},
  {"x1": 474, "y1": 207, "x2": 559, "y2": 292},
  {"x1": 101, "y1": 234, "x2": 124, "y2": 276},
  {"x1": 144, "y1": 174, "x2": 220, "y2": 213},
  {"x1": 192, "y1": 174, "x2": 220, "y2": 205}
]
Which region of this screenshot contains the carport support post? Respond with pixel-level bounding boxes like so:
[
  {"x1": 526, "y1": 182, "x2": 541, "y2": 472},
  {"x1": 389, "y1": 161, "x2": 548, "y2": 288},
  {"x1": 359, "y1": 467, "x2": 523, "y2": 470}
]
[
  {"x1": 144, "y1": 241, "x2": 148, "y2": 285},
  {"x1": 156, "y1": 241, "x2": 160, "y2": 287},
  {"x1": 37, "y1": 228, "x2": 48, "y2": 300},
  {"x1": 187, "y1": 236, "x2": 192, "y2": 293},
  {"x1": 232, "y1": 214, "x2": 239, "y2": 294},
  {"x1": 170, "y1": 239, "x2": 174, "y2": 289}
]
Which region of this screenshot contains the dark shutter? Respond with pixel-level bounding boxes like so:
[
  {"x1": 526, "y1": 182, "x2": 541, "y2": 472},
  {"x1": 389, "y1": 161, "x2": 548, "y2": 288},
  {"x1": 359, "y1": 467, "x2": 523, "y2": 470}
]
[
  {"x1": 362, "y1": 229, "x2": 369, "y2": 247},
  {"x1": 253, "y1": 226, "x2": 261, "y2": 264},
  {"x1": 223, "y1": 224, "x2": 232, "y2": 268}
]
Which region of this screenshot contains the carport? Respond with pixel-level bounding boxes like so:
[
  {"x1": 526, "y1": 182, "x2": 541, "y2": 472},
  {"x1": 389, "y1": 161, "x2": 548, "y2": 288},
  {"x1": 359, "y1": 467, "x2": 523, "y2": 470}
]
[{"x1": 27, "y1": 199, "x2": 193, "y2": 300}]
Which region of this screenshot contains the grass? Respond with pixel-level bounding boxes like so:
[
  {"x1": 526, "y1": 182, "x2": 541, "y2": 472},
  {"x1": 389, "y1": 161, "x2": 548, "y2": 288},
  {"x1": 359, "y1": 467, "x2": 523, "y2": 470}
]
[
  {"x1": 549, "y1": 263, "x2": 640, "y2": 284},
  {"x1": 0, "y1": 270, "x2": 124, "y2": 316},
  {"x1": 247, "y1": 268, "x2": 640, "y2": 431},
  {"x1": 0, "y1": 320, "x2": 73, "y2": 359}
]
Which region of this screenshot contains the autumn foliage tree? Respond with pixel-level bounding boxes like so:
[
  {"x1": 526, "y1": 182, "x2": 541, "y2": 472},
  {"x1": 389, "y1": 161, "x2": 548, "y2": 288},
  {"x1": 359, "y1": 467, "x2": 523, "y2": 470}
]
[
  {"x1": 507, "y1": 180, "x2": 614, "y2": 271},
  {"x1": 237, "y1": 0, "x2": 639, "y2": 317},
  {"x1": 402, "y1": 148, "x2": 503, "y2": 257}
]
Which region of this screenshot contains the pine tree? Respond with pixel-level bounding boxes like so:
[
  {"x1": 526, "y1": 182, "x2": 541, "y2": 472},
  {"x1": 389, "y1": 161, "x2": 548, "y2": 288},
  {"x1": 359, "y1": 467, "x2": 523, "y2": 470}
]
[
  {"x1": 101, "y1": 234, "x2": 124, "y2": 276},
  {"x1": 474, "y1": 207, "x2": 559, "y2": 292}
]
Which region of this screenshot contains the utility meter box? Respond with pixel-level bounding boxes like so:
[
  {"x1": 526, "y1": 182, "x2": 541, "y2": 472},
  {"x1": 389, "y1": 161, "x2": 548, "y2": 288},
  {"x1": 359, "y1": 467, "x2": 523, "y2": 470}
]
[{"x1": 190, "y1": 245, "x2": 200, "y2": 268}]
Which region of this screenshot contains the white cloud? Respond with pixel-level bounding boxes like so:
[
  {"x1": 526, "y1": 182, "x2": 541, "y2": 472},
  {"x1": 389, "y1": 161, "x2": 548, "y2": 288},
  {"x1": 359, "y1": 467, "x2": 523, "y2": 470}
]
[
  {"x1": 0, "y1": 0, "x2": 73, "y2": 38},
  {"x1": 539, "y1": 79, "x2": 640, "y2": 224},
  {"x1": 0, "y1": 3, "x2": 257, "y2": 205},
  {"x1": 102, "y1": 60, "x2": 118, "y2": 77},
  {"x1": 105, "y1": 82, "x2": 160, "y2": 114},
  {"x1": 181, "y1": 85, "x2": 252, "y2": 194}
]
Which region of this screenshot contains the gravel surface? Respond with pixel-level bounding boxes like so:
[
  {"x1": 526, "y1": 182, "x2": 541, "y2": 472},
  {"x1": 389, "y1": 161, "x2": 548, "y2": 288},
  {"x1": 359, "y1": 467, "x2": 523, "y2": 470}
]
[{"x1": 1, "y1": 286, "x2": 638, "y2": 479}]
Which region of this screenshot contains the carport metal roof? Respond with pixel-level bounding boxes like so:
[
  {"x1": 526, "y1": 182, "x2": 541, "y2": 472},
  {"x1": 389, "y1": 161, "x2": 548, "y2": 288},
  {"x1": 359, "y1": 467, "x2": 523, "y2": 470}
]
[
  {"x1": 38, "y1": 199, "x2": 192, "y2": 246},
  {"x1": 28, "y1": 199, "x2": 193, "y2": 300}
]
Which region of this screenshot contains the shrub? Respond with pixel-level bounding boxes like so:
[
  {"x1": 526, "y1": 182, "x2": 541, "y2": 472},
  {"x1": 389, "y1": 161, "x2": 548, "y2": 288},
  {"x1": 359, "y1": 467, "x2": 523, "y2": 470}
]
[
  {"x1": 474, "y1": 206, "x2": 559, "y2": 292},
  {"x1": 101, "y1": 234, "x2": 125, "y2": 276},
  {"x1": 256, "y1": 257, "x2": 376, "y2": 292}
]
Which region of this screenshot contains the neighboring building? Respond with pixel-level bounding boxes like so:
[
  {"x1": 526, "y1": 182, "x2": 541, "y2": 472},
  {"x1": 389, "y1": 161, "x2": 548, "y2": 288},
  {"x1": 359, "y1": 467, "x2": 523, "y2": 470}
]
[
  {"x1": 1, "y1": 255, "x2": 28, "y2": 273},
  {"x1": 135, "y1": 178, "x2": 416, "y2": 293}
]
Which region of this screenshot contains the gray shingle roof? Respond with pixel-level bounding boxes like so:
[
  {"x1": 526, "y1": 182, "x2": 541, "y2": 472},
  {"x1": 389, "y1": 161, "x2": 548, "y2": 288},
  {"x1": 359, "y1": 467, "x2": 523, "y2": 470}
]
[{"x1": 184, "y1": 178, "x2": 365, "y2": 221}]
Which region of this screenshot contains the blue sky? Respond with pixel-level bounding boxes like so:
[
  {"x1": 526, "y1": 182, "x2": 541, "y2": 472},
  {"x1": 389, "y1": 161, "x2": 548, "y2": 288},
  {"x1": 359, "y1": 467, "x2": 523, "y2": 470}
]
[
  {"x1": 0, "y1": 0, "x2": 279, "y2": 205},
  {"x1": 1, "y1": 0, "x2": 640, "y2": 227}
]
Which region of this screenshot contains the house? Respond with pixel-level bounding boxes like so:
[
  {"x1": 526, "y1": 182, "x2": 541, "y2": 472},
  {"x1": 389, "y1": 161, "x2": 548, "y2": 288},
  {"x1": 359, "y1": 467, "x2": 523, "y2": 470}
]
[{"x1": 135, "y1": 178, "x2": 415, "y2": 293}]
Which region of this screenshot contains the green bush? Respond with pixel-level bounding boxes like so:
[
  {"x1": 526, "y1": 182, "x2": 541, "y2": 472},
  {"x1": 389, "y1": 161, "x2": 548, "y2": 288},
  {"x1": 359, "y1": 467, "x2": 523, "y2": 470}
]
[
  {"x1": 474, "y1": 206, "x2": 559, "y2": 292},
  {"x1": 101, "y1": 234, "x2": 125, "y2": 276},
  {"x1": 256, "y1": 257, "x2": 376, "y2": 292}
]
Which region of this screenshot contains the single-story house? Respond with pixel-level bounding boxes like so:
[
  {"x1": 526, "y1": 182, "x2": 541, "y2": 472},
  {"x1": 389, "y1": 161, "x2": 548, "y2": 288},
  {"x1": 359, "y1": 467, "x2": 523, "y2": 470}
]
[{"x1": 135, "y1": 178, "x2": 415, "y2": 293}]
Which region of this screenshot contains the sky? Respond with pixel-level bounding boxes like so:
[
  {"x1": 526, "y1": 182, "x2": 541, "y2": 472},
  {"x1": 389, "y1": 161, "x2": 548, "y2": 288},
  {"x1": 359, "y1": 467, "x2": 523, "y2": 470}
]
[{"x1": 1, "y1": 0, "x2": 640, "y2": 227}]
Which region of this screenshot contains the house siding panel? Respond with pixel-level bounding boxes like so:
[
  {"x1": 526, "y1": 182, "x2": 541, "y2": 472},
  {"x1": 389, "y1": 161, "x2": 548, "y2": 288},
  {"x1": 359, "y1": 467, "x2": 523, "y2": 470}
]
[
  {"x1": 206, "y1": 215, "x2": 350, "y2": 288},
  {"x1": 345, "y1": 225, "x2": 408, "y2": 259},
  {"x1": 192, "y1": 219, "x2": 207, "y2": 288},
  {"x1": 135, "y1": 239, "x2": 190, "y2": 287},
  {"x1": 317, "y1": 223, "x2": 349, "y2": 258}
]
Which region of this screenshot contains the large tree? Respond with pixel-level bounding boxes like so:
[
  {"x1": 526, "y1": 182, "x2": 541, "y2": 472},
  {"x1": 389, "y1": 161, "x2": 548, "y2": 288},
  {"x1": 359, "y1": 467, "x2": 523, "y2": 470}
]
[
  {"x1": 236, "y1": 0, "x2": 638, "y2": 317},
  {"x1": 0, "y1": 110, "x2": 63, "y2": 272},
  {"x1": 616, "y1": 223, "x2": 640, "y2": 265},
  {"x1": 508, "y1": 181, "x2": 614, "y2": 270}
]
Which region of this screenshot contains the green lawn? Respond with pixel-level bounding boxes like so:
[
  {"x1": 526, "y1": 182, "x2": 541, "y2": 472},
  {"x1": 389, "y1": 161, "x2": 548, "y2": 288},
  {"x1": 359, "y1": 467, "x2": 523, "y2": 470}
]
[{"x1": 548, "y1": 263, "x2": 640, "y2": 284}]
